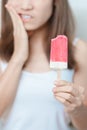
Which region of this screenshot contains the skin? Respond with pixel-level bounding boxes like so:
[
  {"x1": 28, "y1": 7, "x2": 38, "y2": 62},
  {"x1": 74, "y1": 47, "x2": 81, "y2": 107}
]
[{"x1": 4, "y1": 0, "x2": 87, "y2": 130}]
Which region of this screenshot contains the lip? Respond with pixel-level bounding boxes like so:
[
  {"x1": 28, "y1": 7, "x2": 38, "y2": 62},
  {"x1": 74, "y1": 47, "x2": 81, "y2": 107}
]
[
  {"x1": 19, "y1": 14, "x2": 32, "y2": 22},
  {"x1": 18, "y1": 12, "x2": 33, "y2": 17}
]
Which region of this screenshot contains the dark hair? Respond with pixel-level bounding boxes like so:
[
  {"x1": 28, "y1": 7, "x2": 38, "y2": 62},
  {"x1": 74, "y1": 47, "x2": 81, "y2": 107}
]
[{"x1": 0, "y1": 0, "x2": 76, "y2": 69}]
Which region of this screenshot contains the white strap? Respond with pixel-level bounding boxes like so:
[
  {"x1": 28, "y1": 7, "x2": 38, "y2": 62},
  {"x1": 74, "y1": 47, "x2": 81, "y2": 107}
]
[
  {"x1": 0, "y1": 59, "x2": 7, "y2": 72},
  {"x1": 73, "y1": 38, "x2": 79, "y2": 46}
]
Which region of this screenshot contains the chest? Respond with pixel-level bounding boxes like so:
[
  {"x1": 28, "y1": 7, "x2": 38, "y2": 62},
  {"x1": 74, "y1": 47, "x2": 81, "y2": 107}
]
[{"x1": 12, "y1": 70, "x2": 74, "y2": 109}]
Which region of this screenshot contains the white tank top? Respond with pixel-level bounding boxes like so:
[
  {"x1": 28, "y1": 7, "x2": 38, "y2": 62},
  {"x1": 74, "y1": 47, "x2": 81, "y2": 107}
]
[{"x1": 0, "y1": 38, "x2": 79, "y2": 130}]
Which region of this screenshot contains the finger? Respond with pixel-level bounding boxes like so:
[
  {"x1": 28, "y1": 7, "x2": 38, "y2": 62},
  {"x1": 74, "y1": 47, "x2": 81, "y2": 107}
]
[
  {"x1": 53, "y1": 86, "x2": 75, "y2": 96},
  {"x1": 9, "y1": 6, "x2": 24, "y2": 28},
  {"x1": 55, "y1": 95, "x2": 77, "y2": 112},
  {"x1": 5, "y1": 4, "x2": 26, "y2": 36},
  {"x1": 10, "y1": 7, "x2": 23, "y2": 25},
  {"x1": 54, "y1": 92, "x2": 74, "y2": 104},
  {"x1": 64, "y1": 104, "x2": 77, "y2": 113},
  {"x1": 55, "y1": 95, "x2": 70, "y2": 106},
  {"x1": 7, "y1": 2, "x2": 23, "y2": 14},
  {"x1": 5, "y1": 4, "x2": 24, "y2": 29},
  {"x1": 9, "y1": 6, "x2": 26, "y2": 34},
  {"x1": 54, "y1": 80, "x2": 68, "y2": 86}
]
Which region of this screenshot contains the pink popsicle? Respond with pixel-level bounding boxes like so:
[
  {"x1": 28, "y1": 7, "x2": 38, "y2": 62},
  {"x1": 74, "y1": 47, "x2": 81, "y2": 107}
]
[{"x1": 50, "y1": 35, "x2": 68, "y2": 69}]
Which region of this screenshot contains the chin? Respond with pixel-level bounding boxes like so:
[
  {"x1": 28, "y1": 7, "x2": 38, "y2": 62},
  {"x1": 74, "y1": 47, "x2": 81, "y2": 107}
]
[
  {"x1": 24, "y1": 24, "x2": 37, "y2": 31},
  {"x1": 24, "y1": 22, "x2": 48, "y2": 34}
]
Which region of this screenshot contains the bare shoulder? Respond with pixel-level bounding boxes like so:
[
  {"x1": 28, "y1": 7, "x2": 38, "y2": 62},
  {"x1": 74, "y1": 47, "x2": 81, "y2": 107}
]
[
  {"x1": 73, "y1": 39, "x2": 87, "y2": 85},
  {"x1": 74, "y1": 39, "x2": 87, "y2": 69}
]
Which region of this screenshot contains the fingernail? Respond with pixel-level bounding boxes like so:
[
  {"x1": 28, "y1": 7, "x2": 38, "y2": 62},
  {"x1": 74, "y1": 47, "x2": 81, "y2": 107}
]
[
  {"x1": 5, "y1": 3, "x2": 12, "y2": 8},
  {"x1": 5, "y1": 4, "x2": 10, "y2": 9},
  {"x1": 54, "y1": 82, "x2": 60, "y2": 86}
]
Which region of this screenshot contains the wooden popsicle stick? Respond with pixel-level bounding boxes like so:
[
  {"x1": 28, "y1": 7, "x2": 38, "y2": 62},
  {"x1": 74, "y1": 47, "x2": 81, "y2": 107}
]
[{"x1": 57, "y1": 69, "x2": 61, "y2": 80}]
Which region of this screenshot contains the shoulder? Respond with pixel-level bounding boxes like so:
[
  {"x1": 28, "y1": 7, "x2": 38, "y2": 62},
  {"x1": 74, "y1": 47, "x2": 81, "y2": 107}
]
[{"x1": 74, "y1": 39, "x2": 87, "y2": 69}]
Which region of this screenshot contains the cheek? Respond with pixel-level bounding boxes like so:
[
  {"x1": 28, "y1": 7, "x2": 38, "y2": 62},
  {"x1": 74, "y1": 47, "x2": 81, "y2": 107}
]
[
  {"x1": 38, "y1": 6, "x2": 53, "y2": 23},
  {"x1": 35, "y1": 0, "x2": 53, "y2": 21},
  {"x1": 7, "y1": 0, "x2": 20, "y2": 8}
]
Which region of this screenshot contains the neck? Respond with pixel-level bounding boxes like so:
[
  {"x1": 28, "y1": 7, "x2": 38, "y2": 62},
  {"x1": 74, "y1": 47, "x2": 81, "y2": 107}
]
[
  {"x1": 28, "y1": 24, "x2": 50, "y2": 61},
  {"x1": 24, "y1": 24, "x2": 50, "y2": 69}
]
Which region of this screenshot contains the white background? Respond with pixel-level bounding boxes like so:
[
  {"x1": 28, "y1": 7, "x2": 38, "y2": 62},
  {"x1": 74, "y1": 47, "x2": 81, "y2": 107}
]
[{"x1": 68, "y1": 0, "x2": 87, "y2": 41}]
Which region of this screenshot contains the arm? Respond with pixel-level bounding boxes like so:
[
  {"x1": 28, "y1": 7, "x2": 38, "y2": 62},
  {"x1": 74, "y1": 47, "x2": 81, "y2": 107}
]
[
  {"x1": 69, "y1": 40, "x2": 87, "y2": 130},
  {"x1": 0, "y1": 55, "x2": 24, "y2": 117},
  {"x1": 0, "y1": 3, "x2": 29, "y2": 119},
  {"x1": 52, "y1": 39, "x2": 87, "y2": 130}
]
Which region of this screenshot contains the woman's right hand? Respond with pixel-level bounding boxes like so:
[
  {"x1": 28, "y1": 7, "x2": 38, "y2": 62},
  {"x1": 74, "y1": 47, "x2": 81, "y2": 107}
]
[{"x1": 5, "y1": 3, "x2": 29, "y2": 64}]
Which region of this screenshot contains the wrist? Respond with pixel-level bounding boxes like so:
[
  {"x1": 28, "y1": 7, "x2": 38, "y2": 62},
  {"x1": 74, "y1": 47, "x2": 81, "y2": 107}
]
[
  {"x1": 68, "y1": 104, "x2": 85, "y2": 117},
  {"x1": 11, "y1": 54, "x2": 25, "y2": 67}
]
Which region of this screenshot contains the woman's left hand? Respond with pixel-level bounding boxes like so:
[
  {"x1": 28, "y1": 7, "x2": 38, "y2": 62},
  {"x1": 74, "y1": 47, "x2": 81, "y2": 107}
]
[{"x1": 52, "y1": 80, "x2": 84, "y2": 114}]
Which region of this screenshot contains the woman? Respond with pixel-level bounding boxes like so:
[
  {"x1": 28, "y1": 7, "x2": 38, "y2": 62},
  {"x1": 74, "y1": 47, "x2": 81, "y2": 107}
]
[{"x1": 0, "y1": 0, "x2": 87, "y2": 130}]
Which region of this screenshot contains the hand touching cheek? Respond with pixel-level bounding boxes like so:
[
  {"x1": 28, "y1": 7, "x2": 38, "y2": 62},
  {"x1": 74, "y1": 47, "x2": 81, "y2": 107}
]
[{"x1": 5, "y1": 4, "x2": 29, "y2": 63}]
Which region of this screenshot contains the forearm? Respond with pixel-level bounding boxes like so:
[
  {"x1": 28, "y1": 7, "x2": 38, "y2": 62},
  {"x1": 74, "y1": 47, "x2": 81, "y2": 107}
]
[
  {"x1": 0, "y1": 55, "x2": 24, "y2": 116},
  {"x1": 69, "y1": 105, "x2": 87, "y2": 130}
]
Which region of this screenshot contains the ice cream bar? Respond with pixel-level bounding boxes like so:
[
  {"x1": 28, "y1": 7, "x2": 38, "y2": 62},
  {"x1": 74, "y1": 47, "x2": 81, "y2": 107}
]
[{"x1": 50, "y1": 35, "x2": 68, "y2": 69}]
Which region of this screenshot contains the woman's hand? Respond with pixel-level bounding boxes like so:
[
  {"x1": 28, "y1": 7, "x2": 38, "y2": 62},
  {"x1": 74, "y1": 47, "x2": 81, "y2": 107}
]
[
  {"x1": 52, "y1": 80, "x2": 84, "y2": 114},
  {"x1": 5, "y1": 3, "x2": 29, "y2": 63}
]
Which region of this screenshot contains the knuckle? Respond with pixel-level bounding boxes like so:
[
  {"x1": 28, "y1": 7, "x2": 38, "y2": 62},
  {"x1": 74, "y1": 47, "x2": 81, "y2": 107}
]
[
  {"x1": 68, "y1": 95, "x2": 72, "y2": 100},
  {"x1": 63, "y1": 99, "x2": 66, "y2": 104},
  {"x1": 68, "y1": 86, "x2": 73, "y2": 92}
]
